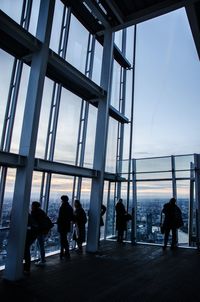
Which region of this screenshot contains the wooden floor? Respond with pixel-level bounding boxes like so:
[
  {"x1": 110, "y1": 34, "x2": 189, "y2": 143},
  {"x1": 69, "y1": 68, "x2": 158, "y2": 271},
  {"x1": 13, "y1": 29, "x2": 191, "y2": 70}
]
[{"x1": 0, "y1": 240, "x2": 200, "y2": 302}]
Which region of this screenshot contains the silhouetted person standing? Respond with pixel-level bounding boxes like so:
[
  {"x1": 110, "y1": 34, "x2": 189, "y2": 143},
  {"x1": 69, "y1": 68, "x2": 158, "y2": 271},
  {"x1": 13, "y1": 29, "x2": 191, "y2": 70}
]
[
  {"x1": 161, "y1": 197, "x2": 183, "y2": 250},
  {"x1": 73, "y1": 199, "x2": 87, "y2": 253},
  {"x1": 31, "y1": 201, "x2": 53, "y2": 266},
  {"x1": 115, "y1": 198, "x2": 127, "y2": 243},
  {"x1": 57, "y1": 195, "x2": 73, "y2": 259},
  {"x1": 99, "y1": 204, "x2": 107, "y2": 244},
  {"x1": 100, "y1": 204, "x2": 107, "y2": 228}
]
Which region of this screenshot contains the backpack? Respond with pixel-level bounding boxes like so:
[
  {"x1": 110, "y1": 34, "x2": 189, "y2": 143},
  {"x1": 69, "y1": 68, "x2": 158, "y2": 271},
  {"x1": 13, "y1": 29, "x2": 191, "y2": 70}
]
[
  {"x1": 40, "y1": 214, "x2": 54, "y2": 235},
  {"x1": 174, "y1": 207, "x2": 183, "y2": 228}
]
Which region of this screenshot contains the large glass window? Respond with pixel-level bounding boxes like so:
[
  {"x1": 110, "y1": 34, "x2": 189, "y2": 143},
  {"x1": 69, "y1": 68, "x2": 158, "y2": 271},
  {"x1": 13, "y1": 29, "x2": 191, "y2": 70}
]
[
  {"x1": 126, "y1": 26, "x2": 135, "y2": 63},
  {"x1": 54, "y1": 89, "x2": 81, "y2": 165},
  {"x1": 28, "y1": 0, "x2": 40, "y2": 36},
  {"x1": 0, "y1": 168, "x2": 16, "y2": 267},
  {"x1": 110, "y1": 61, "x2": 121, "y2": 109},
  {"x1": 106, "y1": 118, "x2": 118, "y2": 172},
  {"x1": 0, "y1": 50, "x2": 14, "y2": 144},
  {"x1": 0, "y1": 0, "x2": 23, "y2": 23},
  {"x1": 10, "y1": 64, "x2": 30, "y2": 153},
  {"x1": 66, "y1": 15, "x2": 89, "y2": 74},
  {"x1": 49, "y1": 0, "x2": 65, "y2": 53},
  {"x1": 84, "y1": 106, "x2": 97, "y2": 168},
  {"x1": 35, "y1": 77, "x2": 54, "y2": 158},
  {"x1": 104, "y1": 182, "x2": 116, "y2": 239},
  {"x1": 133, "y1": 9, "x2": 200, "y2": 158},
  {"x1": 92, "y1": 41, "x2": 103, "y2": 85},
  {"x1": 136, "y1": 181, "x2": 172, "y2": 244},
  {"x1": 114, "y1": 30, "x2": 123, "y2": 51},
  {"x1": 176, "y1": 180, "x2": 190, "y2": 247}
]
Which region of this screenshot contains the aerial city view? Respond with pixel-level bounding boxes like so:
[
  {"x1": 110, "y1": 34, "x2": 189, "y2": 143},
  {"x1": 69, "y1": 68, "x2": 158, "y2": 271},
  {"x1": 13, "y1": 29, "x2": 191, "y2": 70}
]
[{"x1": 0, "y1": 196, "x2": 190, "y2": 267}]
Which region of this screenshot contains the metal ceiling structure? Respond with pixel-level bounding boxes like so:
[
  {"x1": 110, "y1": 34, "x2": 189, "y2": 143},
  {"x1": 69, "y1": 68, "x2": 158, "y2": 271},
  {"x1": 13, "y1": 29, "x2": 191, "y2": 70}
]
[{"x1": 62, "y1": 0, "x2": 200, "y2": 59}]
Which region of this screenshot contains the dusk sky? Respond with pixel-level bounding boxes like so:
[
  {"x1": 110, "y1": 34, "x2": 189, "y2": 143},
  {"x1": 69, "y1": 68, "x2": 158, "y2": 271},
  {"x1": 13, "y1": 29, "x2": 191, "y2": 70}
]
[{"x1": 133, "y1": 7, "x2": 200, "y2": 158}]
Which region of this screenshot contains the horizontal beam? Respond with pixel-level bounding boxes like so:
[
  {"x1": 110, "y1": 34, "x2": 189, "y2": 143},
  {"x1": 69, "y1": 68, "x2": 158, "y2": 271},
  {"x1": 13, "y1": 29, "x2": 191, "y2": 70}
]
[
  {"x1": 0, "y1": 151, "x2": 127, "y2": 181},
  {"x1": 104, "y1": 172, "x2": 127, "y2": 182},
  {"x1": 0, "y1": 151, "x2": 99, "y2": 178},
  {"x1": 34, "y1": 158, "x2": 99, "y2": 178},
  {"x1": 135, "y1": 177, "x2": 191, "y2": 182},
  {"x1": 91, "y1": 101, "x2": 129, "y2": 123},
  {"x1": 113, "y1": 44, "x2": 131, "y2": 69},
  {"x1": 48, "y1": 51, "x2": 106, "y2": 100},
  {"x1": 97, "y1": 36, "x2": 131, "y2": 68},
  {"x1": 0, "y1": 151, "x2": 26, "y2": 167},
  {"x1": 0, "y1": 10, "x2": 40, "y2": 59},
  {"x1": 109, "y1": 105, "x2": 129, "y2": 123}
]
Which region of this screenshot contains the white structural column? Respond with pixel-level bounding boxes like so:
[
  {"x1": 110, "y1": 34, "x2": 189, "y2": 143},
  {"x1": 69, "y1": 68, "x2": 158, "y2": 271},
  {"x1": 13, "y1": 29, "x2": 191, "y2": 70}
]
[
  {"x1": 4, "y1": 0, "x2": 55, "y2": 281},
  {"x1": 86, "y1": 29, "x2": 114, "y2": 252}
]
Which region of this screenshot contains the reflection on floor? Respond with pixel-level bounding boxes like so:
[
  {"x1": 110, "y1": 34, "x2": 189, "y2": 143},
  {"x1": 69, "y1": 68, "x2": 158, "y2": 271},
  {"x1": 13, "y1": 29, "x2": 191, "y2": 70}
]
[{"x1": 0, "y1": 240, "x2": 199, "y2": 302}]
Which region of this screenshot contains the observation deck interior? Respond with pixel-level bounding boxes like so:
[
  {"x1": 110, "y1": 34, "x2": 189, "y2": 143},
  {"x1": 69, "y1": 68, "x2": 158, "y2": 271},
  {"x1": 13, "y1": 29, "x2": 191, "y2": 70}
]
[
  {"x1": 1, "y1": 0, "x2": 200, "y2": 298},
  {"x1": 0, "y1": 241, "x2": 199, "y2": 302}
]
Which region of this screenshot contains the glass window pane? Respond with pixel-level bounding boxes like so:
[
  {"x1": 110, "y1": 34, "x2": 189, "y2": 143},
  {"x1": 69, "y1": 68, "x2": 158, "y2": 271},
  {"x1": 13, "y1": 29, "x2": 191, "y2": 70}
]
[
  {"x1": 114, "y1": 30, "x2": 122, "y2": 51},
  {"x1": 66, "y1": 15, "x2": 88, "y2": 74},
  {"x1": 105, "y1": 182, "x2": 116, "y2": 239},
  {"x1": 126, "y1": 26, "x2": 134, "y2": 63},
  {"x1": 92, "y1": 41, "x2": 103, "y2": 85},
  {"x1": 176, "y1": 180, "x2": 189, "y2": 247},
  {"x1": 28, "y1": 0, "x2": 40, "y2": 36},
  {"x1": 106, "y1": 118, "x2": 118, "y2": 172},
  {"x1": 36, "y1": 77, "x2": 54, "y2": 158},
  {"x1": 10, "y1": 64, "x2": 30, "y2": 153},
  {"x1": 136, "y1": 172, "x2": 172, "y2": 180},
  {"x1": 125, "y1": 69, "x2": 133, "y2": 120},
  {"x1": 49, "y1": 1, "x2": 65, "y2": 52},
  {"x1": 84, "y1": 106, "x2": 97, "y2": 168},
  {"x1": 136, "y1": 181, "x2": 172, "y2": 244},
  {"x1": 31, "y1": 171, "x2": 43, "y2": 201},
  {"x1": 0, "y1": 168, "x2": 16, "y2": 267},
  {"x1": 0, "y1": 50, "x2": 14, "y2": 143},
  {"x1": 175, "y1": 155, "x2": 194, "y2": 171},
  {"x1": 111, "y1": 61, "x2": 120, "y2": 109},
  {"x1": 0, "y1": 0, "x2": 23, "y2": 23},
  {"x1": 133, "y1": 9, "x2": 200, "y2": 157},
  {"x1": 136, "y1": 157, "x2": 171, "y2": 173},
  {"x1": 54, "y1": 89, "x2": 81, "y2": 165}
]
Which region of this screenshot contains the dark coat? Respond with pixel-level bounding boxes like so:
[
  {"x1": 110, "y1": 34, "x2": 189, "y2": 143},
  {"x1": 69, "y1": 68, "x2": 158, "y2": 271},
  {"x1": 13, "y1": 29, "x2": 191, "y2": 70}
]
[
  {"x1": 74, "y1": 207, "x2": 87, "y2": 243},
  {"x1": 57, "y1": 202, "x2": 73, "y2": 233},
  {"x1": 31, "y1": 208, "x2": 53, "y2": 235},
  {"x1": 162, "y1": 202, "x2": 183, "y2": 229},
  {"x1": 115, "y1": 201, "x2": 127, "y2": 231}
]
